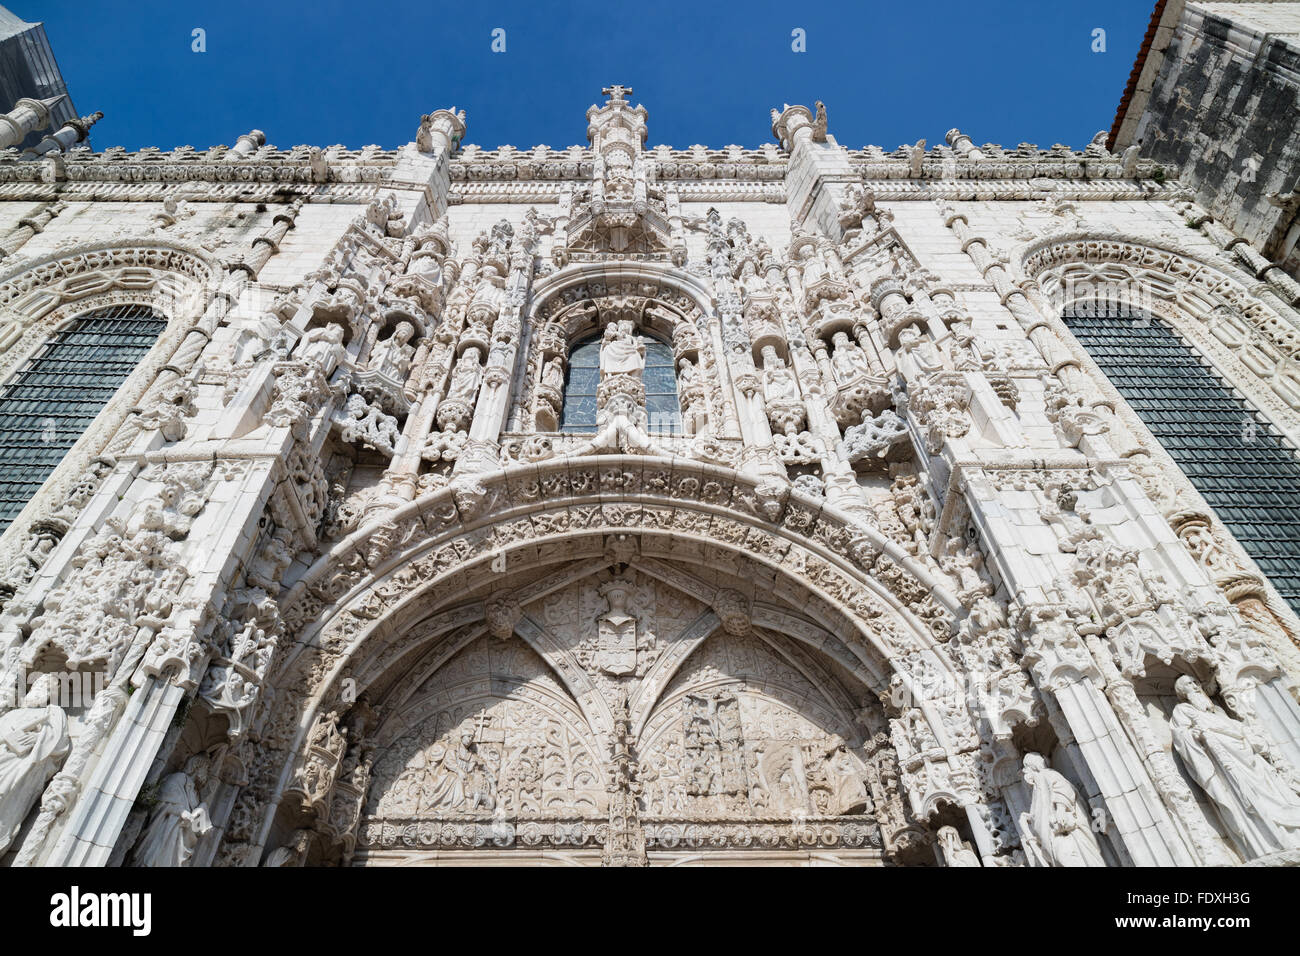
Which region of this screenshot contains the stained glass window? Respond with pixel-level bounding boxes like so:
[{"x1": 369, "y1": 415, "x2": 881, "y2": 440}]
[
  {"x1": 1064, "y1": 303, "x2": 1300, "y2": 615},
  {"x1": 0, "y1": 303, "x2": 166, "y2": 532},
  {"x1": 559, "y1": 332, "x2": 681, "y2": 434}
]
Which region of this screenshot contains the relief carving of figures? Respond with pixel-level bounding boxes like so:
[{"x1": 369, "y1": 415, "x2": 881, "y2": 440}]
[
  {"x1": 0, "y1": 677, "x2": 71, "y2": 855},
  {"x1": 421, "y1": 730, "x2": 498, "y2": 813},
  {"x1": 639, "y1": 644, "x2": 873, "y2": 823},
  {"x1": 1018, "y1": 752, "x2": 1105, "y2": 867},
  {"x1": 288, "y1": 710, "x2": 348, "y2": 819},
  {"x1": 132, "y1": 755, "x2": 213, "y2": 867},
  {"x1": 1170, "y1": 676, "x2": 1300, "y2": 858},
  {"x1": 367, "y1": 696, "x2": 603, "y2": 821},
  {"x1": 245, "y1": 528, "x2": 293, "y2": 596},
  {"x1": 24, "y1": 463, "x2": 214, "y2": 673}
]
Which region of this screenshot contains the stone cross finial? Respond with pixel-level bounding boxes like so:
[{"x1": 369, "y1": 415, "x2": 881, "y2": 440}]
[{"x1": 602, "y1": 85, "x2": 632, "y2": 103}]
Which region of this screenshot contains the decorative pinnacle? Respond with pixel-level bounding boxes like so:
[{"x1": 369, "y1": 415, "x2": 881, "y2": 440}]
[
  {"x1": 67, "y1": 111, "x2": 104, "y2": 141},
  {"x1": 602, "y1": 85, "x2": 632, "y2": 104}
]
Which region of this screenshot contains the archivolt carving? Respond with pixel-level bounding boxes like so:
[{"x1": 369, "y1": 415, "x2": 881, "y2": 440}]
[
  {"x1": 237, "y1": 456, "x2": 965, "y2": 858},
  {"x1": 1023, "y1": 233, "x2": 1300, "y2": 443}
]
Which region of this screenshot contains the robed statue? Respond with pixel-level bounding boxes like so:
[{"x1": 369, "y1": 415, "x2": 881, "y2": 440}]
[
  {"x1": 0, "y1": 678, "x2": 70, "y2": 855},
  {"x1": 1019, "y1": 751, "x2": 1106, "y2": 867},
  {"x1": 599, "y1": 320, "x2": 645, "y2": 379},
  {"x1": 1170, "y1": 675, "x2": 1300, "y2": 857}
]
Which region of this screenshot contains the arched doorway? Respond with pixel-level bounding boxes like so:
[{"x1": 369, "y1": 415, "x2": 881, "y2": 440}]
[{"x1": 236, "y1": 455, "x2": 964, "y2": 867}]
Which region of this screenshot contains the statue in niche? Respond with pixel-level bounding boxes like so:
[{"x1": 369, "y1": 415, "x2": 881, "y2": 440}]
[
  {"x1": 678, "y1": 358, "x2": 708, "y2": 436},
  {"x1": 133, "y1": 755, "x2": 214, "y2": 867},
  {"x1": 599, "y1": 320, "x2": 645, "y2": 378},
  {"x1": 761, "y1": 345, "x2": 799, "y2": 403},
  {"x1": 368, "y1": 321, "x2": 416, "y2": 380},
  {"x1": 898, "y1": 326, "x2": 944, "y2": 374},
  {"x1": 446, "y1": 346, "x2": 484, "y2": 402},
  {"x1": 830, "y1": 330, "x2": 872, "y2": 382},
  {"x1": 738, "y1": 259, "x2": 770, "y2": 298},
  {"x1": 937, "y1": 825, "x2": 982, "y2": 866},
  {"x1": 293, "y1": 324, "x2": 346, "y2": 376},
  {"x1": 0, "y1": 677, "x2": 70, "y2": 855},
  {"x1": 678, "y1": 357, "x2": 700, "y2": 390},
  {"x1": 542, "y1": 356, "x2": 565, "y2": 393},
  {"x1": 1169, "y1": 675, "x2": 1300, "y2": 857},
  {"x1": 1019, "y1": 752, "x2": 1105, "y2": 867}
]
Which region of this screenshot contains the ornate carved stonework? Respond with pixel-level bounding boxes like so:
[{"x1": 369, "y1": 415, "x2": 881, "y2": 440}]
[{"x1": 0, "y1": 71, "x2": 1298, "y2": 870}]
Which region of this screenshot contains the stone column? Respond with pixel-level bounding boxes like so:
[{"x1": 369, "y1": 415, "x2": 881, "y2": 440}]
[
  {"x1": 23, "y1": 110, "x2": 103, "y2": 157},
  {"x1": 0, "y1": 95, "x2": 63, "y2": 149}
]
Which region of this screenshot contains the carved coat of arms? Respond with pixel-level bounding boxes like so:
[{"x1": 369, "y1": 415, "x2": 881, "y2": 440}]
[{"x1": 596, "y1": 578, "x2": 638, "y2": 676}]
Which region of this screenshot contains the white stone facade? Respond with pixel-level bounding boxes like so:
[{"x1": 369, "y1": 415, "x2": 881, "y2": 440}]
[{"x1": 0, "y1": 73, "x2": 1298, "y2": 868}]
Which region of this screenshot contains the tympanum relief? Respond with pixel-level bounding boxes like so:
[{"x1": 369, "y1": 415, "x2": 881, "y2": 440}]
[{"x1": 354, "y1": 573, "x2": 885, "y2": 862}]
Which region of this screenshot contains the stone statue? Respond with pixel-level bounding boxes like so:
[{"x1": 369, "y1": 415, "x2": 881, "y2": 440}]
[
  {"x1": 542, "y1": 355, "x2": 565, "y2": 392},
  {"x1": 831, "y1": 330, "x2": 871, "y2": 382},
  {"x1": 293, "y1": 324, "x2": 346, "y2": 375},
  {"x1": 599, "y1": 320, "x2": 645, "y2": 378},
  {"x1": 133, "y1": 755, "x2": 213, "y2": 867},
  {"x1": 0, "y1": 678, "x2": 70, "y2": 855},
  {"x1": 937, "y1": 825, "x2": 982, "y2": 866},
  {"x1": 1019, "y1": 752, "x2": 1105, "y2": 866},
  {"x1": 1170, "y1": 675, "x2": 1300, "y2": 857},
  {"x1": 761, "y1": 346, "x2": 799, "y2": 403},
  {"x1": 447, "y1": 346, "x2": 484, "y2": 402},
  {"x1": 369, "y1": 321, "x2": 416, "y2": 380}
]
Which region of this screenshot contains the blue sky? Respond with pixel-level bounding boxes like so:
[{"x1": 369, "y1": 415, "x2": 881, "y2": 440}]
[{"x1": 26, "y1": 0, "x2": 1152, "y2": 152}]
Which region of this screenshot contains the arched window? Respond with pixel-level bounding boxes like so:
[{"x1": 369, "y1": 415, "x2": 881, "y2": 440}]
[
  {"x1": 559, "y1": 332, "x2": 681, "y2": 434},
  {"x1": 0, "y1": 303, "x2": 166, "y2": 532},
  {"x1": 643, "y1": 338, "x2": 681, "y2": 434},
  {"x1": 1064, "y1": 302, "x2": 1300, "y2": 615},
  {"x1": 559, "y1": 337, "x2": 600, "y2": 433}
]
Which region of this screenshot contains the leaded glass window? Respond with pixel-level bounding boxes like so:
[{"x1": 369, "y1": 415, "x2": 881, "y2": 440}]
[
  {"x1": 558, "y1": 333, "x2": 681, "y2": 434},
  {"x1": 1064, "y1": 303, "x2": 1300, "y2": 615},
  {"x1": 559, "y1": 338, "x2": 600, "y2": 433},
  {"x1": 0, "y1": 304, "x2": 166, "y2": 532},
  {"x1": 643, "y1": 339, "x2": 681, "y2": 434}
]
